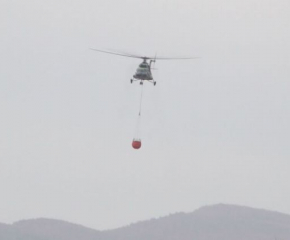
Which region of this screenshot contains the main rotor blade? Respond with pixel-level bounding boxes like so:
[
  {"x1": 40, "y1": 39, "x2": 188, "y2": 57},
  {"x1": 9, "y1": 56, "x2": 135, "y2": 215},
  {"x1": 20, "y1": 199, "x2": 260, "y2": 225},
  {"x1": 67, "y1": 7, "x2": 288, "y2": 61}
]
[
  {"x1": 110, "y1": 50, "x2": 200, "y2": 60},
  {"x1": 90, "y1": 48, "x2": 145, "y2": 59},
  {"x1": 90, "y1": 48, "x2": 200, "y2": 60},
  {"x1": 153, "y1": 56, "x2": 200, "y2": 60},
  {"x1": 106, "y1": 49, "x2": 149, "y2": 59}
]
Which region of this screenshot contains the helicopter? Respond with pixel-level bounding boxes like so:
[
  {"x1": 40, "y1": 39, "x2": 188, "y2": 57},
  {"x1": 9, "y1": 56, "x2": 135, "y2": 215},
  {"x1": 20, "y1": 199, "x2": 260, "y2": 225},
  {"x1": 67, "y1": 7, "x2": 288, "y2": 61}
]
[{"x1": 90, "y1": 49, "x2": 197, "y2": 86}]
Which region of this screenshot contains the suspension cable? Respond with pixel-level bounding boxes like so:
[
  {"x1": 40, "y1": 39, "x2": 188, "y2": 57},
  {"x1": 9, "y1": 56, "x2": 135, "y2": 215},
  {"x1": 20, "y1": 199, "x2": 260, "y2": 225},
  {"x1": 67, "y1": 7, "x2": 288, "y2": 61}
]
[
  {"x1": 138, "y1": 83, "x2": 144, "y2": 116},
  {"x1": 134, "y1": 84, "x2": 144, "y2": 140}
]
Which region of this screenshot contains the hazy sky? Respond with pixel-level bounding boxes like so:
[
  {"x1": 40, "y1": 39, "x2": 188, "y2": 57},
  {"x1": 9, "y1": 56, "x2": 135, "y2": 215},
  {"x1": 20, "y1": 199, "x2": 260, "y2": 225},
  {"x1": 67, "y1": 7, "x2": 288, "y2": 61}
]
[{"x1": 0, "y1": 0, "x2": 289, "y2": 230}]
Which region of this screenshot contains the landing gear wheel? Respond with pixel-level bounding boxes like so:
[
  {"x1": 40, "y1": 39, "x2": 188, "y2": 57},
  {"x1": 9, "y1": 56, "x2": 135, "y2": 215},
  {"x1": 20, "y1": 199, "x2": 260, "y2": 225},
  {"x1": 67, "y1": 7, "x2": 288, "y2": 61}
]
[
  {"x1": 140, "y1": 81, "x2": 143, "y2": 85},
  {"x1": 154, "y1": 81, "x2": 156, "y2": 86},
  {"x1": 130, "y1": 79, "x2": 133, "y2": 84}
]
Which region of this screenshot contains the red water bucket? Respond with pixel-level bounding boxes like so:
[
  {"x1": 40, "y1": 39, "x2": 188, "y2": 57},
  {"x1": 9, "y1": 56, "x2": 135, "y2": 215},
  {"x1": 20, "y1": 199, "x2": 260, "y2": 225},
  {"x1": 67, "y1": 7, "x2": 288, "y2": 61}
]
[{"x1": 132, "y1": 139, "x2": 141, "y2": 149}]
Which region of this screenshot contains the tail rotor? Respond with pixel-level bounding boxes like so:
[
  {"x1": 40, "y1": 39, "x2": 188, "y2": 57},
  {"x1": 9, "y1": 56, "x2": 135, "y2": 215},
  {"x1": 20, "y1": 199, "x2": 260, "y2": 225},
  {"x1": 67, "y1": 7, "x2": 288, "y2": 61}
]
[{"x1": 151, "y1": 52, "x2": 157, "y2": 70}]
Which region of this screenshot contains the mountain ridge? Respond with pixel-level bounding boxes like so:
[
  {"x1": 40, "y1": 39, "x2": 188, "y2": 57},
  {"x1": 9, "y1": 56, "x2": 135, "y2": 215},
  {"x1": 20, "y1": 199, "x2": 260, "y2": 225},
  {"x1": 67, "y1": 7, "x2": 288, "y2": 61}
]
[
  {"x1": 1, "y1": 204, "x2": 290, "y2": 240},
  {"x1": 104, "y1": 203, "x2": 290, "y2": 231}
]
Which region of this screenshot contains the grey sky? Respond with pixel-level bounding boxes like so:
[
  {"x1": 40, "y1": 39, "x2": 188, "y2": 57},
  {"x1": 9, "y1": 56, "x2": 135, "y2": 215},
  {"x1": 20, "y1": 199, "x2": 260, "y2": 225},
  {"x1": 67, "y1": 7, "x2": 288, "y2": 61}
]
[{"x1": 0, "y1": 0, "x2": 289, "y2": 230}]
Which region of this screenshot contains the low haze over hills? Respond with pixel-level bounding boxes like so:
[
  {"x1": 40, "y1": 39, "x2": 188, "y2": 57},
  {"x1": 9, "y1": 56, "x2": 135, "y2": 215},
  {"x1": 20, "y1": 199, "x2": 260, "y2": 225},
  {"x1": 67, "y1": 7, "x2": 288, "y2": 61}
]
[{"x1": 1, "y1": 204, "x2": 290, "y2": 240}]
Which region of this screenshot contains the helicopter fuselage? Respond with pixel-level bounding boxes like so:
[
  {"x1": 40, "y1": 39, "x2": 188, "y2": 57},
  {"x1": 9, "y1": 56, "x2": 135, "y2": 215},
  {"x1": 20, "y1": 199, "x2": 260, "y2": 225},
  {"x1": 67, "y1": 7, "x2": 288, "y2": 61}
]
[{"x1": 133, "y1": 61, "x2": 153, "y2": 81}]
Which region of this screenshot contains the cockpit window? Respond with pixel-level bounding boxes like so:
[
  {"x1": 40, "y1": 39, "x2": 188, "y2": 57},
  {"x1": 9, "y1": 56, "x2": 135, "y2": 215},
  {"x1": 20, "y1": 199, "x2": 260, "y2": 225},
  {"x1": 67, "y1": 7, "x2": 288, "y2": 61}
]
[
  {"x1": 139, "y1": 64, "x2": 148, "y2": 68},
  {"x1": 137, "y1": 68, "x2": 146, "y2": 73}
]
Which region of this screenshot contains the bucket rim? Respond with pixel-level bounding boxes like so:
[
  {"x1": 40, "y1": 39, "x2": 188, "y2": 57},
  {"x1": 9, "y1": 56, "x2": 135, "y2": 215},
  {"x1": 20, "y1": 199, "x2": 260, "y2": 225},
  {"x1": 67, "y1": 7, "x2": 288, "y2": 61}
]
[{"x1": 132, "y1": 138, "x2": 141, "y2": 142}]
